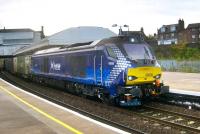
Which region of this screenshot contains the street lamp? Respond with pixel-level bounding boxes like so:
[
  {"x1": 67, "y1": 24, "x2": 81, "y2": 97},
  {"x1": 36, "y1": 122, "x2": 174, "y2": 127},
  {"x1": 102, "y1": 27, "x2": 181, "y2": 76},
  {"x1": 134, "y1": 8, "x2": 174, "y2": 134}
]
[{"x1": 123, "y1": 24, "x2": 129, "y2": 31}]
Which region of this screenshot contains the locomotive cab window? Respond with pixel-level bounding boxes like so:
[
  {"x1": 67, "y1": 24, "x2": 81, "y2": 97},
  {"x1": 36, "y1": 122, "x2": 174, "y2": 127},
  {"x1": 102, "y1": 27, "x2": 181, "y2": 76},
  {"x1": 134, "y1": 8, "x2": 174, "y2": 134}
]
[
  {"x1": 106, "y1": 47, "x2": 117, "y2": 59},
  {"x1": 123, "y1": 44, "x2": 156, "y2": 66}
]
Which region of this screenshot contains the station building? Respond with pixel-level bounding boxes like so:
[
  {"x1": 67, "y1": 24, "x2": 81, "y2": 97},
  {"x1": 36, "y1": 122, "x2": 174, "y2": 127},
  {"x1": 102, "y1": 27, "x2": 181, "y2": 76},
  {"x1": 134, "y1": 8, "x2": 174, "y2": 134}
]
[
  {"x1": 0, "y1": 27, "x2": 44, "y2": 56},
  {"x1": 14, "y1": 26, "x2": 117, "y2": 55}
]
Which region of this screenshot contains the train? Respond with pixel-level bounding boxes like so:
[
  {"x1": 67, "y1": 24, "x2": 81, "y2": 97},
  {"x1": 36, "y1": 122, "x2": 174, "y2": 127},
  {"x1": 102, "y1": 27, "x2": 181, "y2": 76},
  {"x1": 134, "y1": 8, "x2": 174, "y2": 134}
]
[{"x1": 2, "y1": 35, "x2": 169, "y2": 106}]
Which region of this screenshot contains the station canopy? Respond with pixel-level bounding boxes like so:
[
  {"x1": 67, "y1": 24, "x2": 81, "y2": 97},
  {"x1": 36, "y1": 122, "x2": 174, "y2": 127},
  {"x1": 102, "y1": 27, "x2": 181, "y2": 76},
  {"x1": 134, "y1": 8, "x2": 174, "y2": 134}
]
[{"x1": 14, "y1": 26, "x2": 117, "y2": 55}]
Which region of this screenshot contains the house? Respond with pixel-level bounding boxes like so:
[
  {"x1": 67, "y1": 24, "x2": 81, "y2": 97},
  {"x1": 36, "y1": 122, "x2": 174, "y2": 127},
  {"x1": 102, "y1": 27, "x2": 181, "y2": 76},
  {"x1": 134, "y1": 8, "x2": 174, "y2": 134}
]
[
  {"x1": 157, "y1": 19, "x2": 185, "y2": 45},
  {"x1": 185, "y1": 23, "x2": 200, "y2": 44}
]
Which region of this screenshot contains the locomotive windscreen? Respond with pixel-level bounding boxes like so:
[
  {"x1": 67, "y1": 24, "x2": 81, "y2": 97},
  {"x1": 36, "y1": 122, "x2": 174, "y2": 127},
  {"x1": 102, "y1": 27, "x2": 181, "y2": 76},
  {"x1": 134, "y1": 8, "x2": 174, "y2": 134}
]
[{"x1": 123, "y1": 44, "x2": 156, "y2": 66}]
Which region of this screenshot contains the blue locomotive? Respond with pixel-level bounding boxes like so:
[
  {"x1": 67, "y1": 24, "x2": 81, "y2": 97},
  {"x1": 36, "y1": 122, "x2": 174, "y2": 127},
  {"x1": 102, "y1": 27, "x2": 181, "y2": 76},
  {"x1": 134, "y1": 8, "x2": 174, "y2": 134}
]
[{"x1": 31, "y1": 35, "x2": 168, "y2": 106}]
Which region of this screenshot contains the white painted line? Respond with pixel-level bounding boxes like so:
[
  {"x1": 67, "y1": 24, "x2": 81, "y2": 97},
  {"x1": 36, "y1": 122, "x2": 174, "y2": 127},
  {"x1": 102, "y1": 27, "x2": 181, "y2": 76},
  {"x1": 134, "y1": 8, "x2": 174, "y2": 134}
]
[
  {"x1": 0, "y1": 78, "x2": 131, "y2": 134},
  {"x1": 170, "y1": 88, "x2": 200, "y2": 97}
]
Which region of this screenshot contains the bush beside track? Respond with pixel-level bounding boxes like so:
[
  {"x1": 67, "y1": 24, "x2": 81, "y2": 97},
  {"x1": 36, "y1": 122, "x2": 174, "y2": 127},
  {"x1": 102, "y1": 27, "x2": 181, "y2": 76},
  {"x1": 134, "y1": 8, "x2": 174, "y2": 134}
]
[{"x1": 152, "y1": 43, "x2": 200, "y2": 60}]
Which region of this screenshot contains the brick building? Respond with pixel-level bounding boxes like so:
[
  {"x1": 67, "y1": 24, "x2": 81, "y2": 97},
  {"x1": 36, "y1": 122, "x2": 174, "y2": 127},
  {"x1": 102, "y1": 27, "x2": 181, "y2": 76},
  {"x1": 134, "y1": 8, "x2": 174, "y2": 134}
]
[
  {"x1": 185, "y1": 23, "x2": 200, "y2": 43},
  {"x1": 158, "y1": 19, "x2": 200, "y2": 45},
  {"x1": 157, "y1": 19, "x2": 185, "y2": 45}
]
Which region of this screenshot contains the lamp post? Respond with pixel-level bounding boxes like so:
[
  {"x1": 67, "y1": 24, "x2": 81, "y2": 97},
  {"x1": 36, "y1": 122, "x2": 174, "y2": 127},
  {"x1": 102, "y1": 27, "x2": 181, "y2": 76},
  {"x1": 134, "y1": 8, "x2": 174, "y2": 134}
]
[
  {"x1": 123, "y1": 24, "x2": 129, "y2": 31},
  {"x1": 112, "y1": 24, "x2": 129, "y2": 35}
]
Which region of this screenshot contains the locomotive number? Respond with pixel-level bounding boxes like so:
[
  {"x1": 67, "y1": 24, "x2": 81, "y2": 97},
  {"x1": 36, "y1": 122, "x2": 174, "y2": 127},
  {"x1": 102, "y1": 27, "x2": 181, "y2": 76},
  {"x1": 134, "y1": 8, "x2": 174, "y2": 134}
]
[{"x1": 145, "y1": 73, "x2": 153, "y2": 77}]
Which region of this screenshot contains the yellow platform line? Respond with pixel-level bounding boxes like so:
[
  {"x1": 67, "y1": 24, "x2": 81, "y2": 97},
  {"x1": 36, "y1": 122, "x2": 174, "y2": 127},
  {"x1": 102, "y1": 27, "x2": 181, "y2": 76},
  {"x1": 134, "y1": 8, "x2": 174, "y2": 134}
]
[{"x1": 0, "y1": 86, "x2": 83, "y2": 134}]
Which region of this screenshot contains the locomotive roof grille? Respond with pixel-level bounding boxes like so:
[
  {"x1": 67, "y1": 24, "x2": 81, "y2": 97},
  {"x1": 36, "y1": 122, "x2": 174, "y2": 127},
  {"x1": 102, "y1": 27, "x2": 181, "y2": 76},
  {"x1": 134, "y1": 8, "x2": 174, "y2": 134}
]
[
  {"x1": 33, "y1": 40, "x2": 101, "y2": 55},
  {"x1": 33, "y1": 35, "x2": 146, "y2": 56},
  {"x1": 62, "y1": 41, "x2": 93, "y2": 49}
]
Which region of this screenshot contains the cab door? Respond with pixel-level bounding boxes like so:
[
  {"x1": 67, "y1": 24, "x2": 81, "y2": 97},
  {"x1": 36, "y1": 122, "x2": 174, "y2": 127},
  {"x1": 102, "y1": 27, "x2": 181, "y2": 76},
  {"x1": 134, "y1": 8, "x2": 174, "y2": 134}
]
[{"x1": 94, "y1": 55, "x2": 103, "y2": 85}]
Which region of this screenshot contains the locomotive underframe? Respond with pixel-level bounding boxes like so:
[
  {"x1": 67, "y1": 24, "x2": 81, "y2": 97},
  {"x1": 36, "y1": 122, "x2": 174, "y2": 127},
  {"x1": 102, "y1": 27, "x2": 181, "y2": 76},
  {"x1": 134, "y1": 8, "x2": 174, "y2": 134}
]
[
  {"x1": 30, "y1": 74, "x2": 169, "y2": 106},
  {"x1": 116, "y1": 83, "x2": 162, "y2": 106}
]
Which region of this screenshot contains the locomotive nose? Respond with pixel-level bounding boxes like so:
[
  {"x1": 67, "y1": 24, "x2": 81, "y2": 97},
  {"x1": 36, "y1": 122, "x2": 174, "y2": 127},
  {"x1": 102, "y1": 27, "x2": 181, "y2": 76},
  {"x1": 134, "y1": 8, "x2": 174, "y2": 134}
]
[{"x1": 126, "y1": 67, "x2": 161, "y2": 85}]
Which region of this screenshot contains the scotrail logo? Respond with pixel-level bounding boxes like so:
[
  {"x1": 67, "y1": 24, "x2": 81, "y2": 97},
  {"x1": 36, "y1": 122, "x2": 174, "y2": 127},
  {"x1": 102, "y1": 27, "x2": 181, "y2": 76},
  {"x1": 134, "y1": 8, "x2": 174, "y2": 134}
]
[{"x1": 50, "y1": 61, "x2": 61, "y2": 71}]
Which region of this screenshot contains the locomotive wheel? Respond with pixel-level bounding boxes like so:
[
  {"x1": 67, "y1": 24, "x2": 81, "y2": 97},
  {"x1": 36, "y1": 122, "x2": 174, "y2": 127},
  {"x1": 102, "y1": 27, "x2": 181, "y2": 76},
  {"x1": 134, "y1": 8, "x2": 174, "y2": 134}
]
[{"x1": 101, "y1": 94, "x2": 116, "y2": 106}]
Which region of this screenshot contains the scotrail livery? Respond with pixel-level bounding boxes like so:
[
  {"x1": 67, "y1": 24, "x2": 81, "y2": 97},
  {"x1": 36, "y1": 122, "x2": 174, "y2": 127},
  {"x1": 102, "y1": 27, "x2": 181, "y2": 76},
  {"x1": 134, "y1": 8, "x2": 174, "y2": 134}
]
[{"x1": 29, "y1": 35, "x2": 168, "y2": 106}]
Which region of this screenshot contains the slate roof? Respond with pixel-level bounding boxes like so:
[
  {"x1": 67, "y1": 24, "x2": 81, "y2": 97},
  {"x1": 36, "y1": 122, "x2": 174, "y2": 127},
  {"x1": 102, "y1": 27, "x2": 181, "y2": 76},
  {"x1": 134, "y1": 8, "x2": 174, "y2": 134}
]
[
  {"x1": 187, "y1": 23, "x2": 200, "y2": 29},
  {"x1": 0, "y1": 28, "x2": 34, "y2": 33}
]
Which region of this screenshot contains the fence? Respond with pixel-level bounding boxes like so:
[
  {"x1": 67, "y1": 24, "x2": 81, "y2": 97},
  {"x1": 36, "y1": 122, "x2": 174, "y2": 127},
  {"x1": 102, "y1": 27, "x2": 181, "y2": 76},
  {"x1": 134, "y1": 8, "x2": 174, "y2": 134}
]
[{"x1": 158, "y1": 60, "x2": 200, "y2": 73}]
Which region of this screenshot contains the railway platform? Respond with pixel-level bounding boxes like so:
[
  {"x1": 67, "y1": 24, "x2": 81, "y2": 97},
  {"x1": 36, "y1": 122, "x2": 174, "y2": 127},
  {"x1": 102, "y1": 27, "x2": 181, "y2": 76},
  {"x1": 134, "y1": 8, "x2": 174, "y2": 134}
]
[
  {"x1": 0, "y1": 78, "x2": 129, "y2": 134},
  {"x1": 162, "y1": 72, "x2": 200, "y2": 95}
]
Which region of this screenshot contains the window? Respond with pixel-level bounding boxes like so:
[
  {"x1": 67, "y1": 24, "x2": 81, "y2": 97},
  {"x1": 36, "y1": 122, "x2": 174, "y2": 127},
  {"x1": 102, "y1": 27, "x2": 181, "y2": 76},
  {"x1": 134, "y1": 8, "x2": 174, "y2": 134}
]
[
  {"x1": 192, "y1": 35, "x2": 195, "y2": 39},
  {"x1": 170, "y1": 26, "x2": 176, "y2": 32},
  {"x1": 171, "y1": 33, "x2": 175, "y2": 37},
  {"x1": 166, "y1": 34, "x2": 169, "y2": 39},
  {"x1": 123, "y1": 44, "x2": 155, "y2": 66},
  {"x1": 192, "y1": 28, "x2": 196, "y2": 31},
  {"x1": 199, "y1": 34, "x2": 200, "y2": 38},
  {"x1": 107, "y1": 47, "x2": 117, "y2": 59},
  {"x1": 161, "y1": 27, "x2": 165, "y2": 33}
]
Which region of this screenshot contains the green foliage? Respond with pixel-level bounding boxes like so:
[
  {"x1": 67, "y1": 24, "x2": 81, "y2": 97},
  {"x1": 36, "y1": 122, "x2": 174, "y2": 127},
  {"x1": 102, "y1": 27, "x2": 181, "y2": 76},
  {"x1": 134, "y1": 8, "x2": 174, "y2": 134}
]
[{"x1": 152, "y1": 43, "x2": 200, "y2": 60}]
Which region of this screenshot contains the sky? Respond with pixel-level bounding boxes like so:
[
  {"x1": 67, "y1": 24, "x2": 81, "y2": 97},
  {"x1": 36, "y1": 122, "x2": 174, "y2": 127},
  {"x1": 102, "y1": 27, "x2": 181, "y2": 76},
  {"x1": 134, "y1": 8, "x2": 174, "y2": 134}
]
[{"x1": 0, "y1": 0, "x2": 200, "y2": 36}]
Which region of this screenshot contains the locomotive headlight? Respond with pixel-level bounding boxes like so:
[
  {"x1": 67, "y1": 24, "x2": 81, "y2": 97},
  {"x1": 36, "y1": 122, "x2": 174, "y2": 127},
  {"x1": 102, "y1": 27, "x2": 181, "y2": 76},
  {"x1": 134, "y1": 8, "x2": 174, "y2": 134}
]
[
  {"x1": 128, "y1": 76, "x2": 137, "y2": 81},
  {"x1": 130, "y1": 38, "x2": 135, "y2": 43},
  {"x1": 154, "y1": 74, "x2": 161, "y2": 79}
]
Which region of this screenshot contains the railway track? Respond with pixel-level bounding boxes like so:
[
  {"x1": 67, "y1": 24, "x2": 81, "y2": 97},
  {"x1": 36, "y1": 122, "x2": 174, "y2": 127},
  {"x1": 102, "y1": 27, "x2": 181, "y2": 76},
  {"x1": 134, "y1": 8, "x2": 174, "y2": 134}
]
[
  {"x1": 0, "y1": 72, "x2": 144, "y2": 134},
  {"x1": 1, "y1": 72, "x2": 200, "y2": 134},
  {"x1": 158, "y1": 93, "x2": 200, "y2": 110},
  {"x1": 137, "y1": 105, "x2": 200, "y2": 134}
]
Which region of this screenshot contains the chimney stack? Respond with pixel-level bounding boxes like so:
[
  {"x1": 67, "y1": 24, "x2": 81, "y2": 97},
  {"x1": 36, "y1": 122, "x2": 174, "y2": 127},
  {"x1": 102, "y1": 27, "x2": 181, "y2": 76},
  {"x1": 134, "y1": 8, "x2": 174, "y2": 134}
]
[
  {"x1": 41, "y1": 26, "x2": 45, "y2": 38},
  {"x1": 178, "y1": 19, "x2": 185, "y2": 31},
  {"x1": 141, "y1": 27, "x2": 144, "y2": 33}
]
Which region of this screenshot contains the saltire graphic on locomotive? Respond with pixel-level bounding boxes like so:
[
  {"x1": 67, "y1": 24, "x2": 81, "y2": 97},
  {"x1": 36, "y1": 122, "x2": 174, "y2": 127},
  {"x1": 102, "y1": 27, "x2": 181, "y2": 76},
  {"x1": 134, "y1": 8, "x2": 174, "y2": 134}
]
[{"x1": 31, "y1": 35, "x2": 169, "y2": 106}]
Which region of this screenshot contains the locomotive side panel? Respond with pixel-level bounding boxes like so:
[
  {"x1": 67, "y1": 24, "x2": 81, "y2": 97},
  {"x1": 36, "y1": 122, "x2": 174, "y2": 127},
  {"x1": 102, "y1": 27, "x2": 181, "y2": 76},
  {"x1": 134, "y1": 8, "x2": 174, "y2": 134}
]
[
  {"x1": 66, "y1": 53, "x2": 94, "y2": 84},
  {"x1": 31, "y1": 56, "x2": 45, "y2": 75},
  {"x1": 32, "y1": 50, "x2": 98, "y2": 85}
]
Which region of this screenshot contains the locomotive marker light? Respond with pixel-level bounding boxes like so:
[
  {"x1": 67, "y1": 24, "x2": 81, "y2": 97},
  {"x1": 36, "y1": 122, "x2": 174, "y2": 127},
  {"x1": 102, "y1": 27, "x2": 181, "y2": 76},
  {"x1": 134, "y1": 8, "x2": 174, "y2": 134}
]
[{"x1": 154, "y1": 74, "x2": 161, "y2": 79}]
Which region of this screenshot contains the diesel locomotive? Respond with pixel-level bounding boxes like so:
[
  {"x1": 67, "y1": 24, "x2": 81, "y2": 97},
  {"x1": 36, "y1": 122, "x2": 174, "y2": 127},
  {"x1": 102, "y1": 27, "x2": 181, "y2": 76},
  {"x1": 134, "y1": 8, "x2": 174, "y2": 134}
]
[{"x1": 29, "y1": 35, "x2": 169, "y2": 106}]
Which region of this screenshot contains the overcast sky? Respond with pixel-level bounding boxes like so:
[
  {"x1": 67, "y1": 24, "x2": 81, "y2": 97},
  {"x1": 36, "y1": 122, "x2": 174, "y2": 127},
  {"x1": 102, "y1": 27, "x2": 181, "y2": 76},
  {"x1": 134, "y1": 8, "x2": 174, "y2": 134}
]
[{"x1": 0, "y1": 0, "x2": 200, "y2": 36}]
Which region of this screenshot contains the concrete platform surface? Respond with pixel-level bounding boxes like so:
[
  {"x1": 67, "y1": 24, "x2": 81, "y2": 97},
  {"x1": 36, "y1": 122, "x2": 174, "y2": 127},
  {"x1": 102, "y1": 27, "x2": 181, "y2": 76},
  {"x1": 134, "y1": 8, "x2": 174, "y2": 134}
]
[
  {"x1": 0, "y1": 89, "x2": 56, "y2": 134},
  {"x1": 162, "y1": 72, "x2": 200, "y2": 92},
  {"x1": 0, "y1": 79, "x2": 129, "y2": 134}
]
